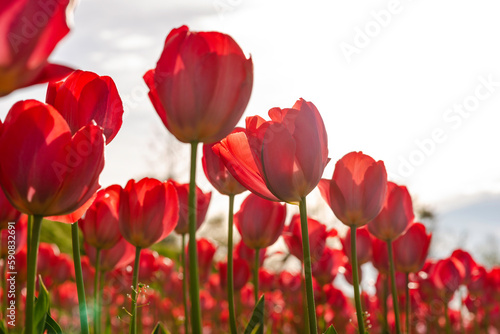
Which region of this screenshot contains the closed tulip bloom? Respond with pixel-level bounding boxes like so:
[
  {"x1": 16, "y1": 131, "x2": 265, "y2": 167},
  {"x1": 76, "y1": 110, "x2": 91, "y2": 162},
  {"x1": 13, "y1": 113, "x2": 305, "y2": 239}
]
[
  {"x1": 0, "y1": 0, "x2": 74, "y2": 97},
  {"x1": 218, "y1": 258, "x2": 250, "y2": 291},
  {"x1": 214, "y1": 99, "x2": 328, "y2": 203},
  {"x1": 368, "y1": 182, "x2": 414, "y2": 241},
  {"x1": 85, "y1": 238, "x2": 135, "y2": 272},
  {"x1": 318, "y1": 151, "x2": 387, "y2": 227},
  {"x1": 283, "y1": 214, "x2": 333, "y2": 263},
  {"x1": 393, "y1": 222, "x2": 431, "y2": 273},
  {"x1": 118, "y1": 178, "x2": 179, "y2": 249},
  {"x1": 451, "y1": 249, "x2": 477, "y2": 285},
  {"x1": 312, "y1": 247, "x2": 345, "y2": 286},
  {"x1": 371, "y1": 235, "x2": 389, "y2": 274},
  {"x1": 46, "y1": 70, "x2": 124, "y2": 144},
  {"x1": 185, "y1": 238, "x2": 217, "y2": 283},
  {"x1": 0, "y1": 100, "x2": 105, "y2": 217},
  {"x1": 144, "y1": 25, "x2": 253, "y2": 144},
  {"x1": 202, "y1": 139, "x2": 247, "y2": 195},
  {"x1": 340, "y1": 226, "x2": 373, "y2": 265},
  {"x1": 431, "y1": 257, "x2": 464, "y2": 301},
  {"x1": 171, "y1": 181, "x2": 211, "y2": 235},
  {"x1": 80, "y1": 185, "x2": 122, "y2": 250},
  {"x1": 234, "y1": 193, "x2": 286, "y2": 249}
]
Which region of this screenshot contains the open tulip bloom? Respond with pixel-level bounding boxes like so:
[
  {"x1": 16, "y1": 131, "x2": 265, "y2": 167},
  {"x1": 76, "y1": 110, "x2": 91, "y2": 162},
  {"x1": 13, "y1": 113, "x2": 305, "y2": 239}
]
[{"x1": 214, "y1": 98, "x2": 329, "y2": 333}]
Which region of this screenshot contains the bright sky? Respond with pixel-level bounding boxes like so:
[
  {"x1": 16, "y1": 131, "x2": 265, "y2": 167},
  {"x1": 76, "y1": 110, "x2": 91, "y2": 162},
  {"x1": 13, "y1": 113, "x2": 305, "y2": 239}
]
[{"x1": 1, "y1": 0, "x2": 500, "y2": 216}]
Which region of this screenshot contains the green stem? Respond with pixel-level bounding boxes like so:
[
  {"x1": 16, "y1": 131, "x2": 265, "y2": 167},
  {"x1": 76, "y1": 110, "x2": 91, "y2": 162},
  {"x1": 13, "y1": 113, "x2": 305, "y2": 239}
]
[
  {"x1": 350, "y1": 226, "x2": 365, "y2": 334},
  {"x1": 188, "y1": 142, "x2": 202, "y2": 333},
  {"x1": 405, "y1": 273, "x2": 410, "y2": 334},
  {"x1": 181, "y1": 234, "x2": 190, "y2": 334},
  {"x1": 227, "y1": 194, "x2": 238, "y2": 334},
  {"x1": 94, "y1": 248, "x2": 101, "y2": 334},
  {"x1": 253, "y1": 248, "x2": 259, "y2": 305},
  {"x1": 130, "y1": 246, "x2": 142, "y2": 334},
  {"x1": 71, "y1": 222, "x2": 90, "y2": 334},
  {"x1": 27, "y1": 215, "x2": 32, "y2": 258},
  {"x1": 298, "y1": 197, "x2": 317, "y2": 334},
  {"x1": 444, "y1": 300, "x2": 451, "y2": 334},
  {"x1": 387, "y1": 240, "x2": 401, "y2": 334},
  {"x1": 25, "y1": 215, "x2": 43, "y2": 334}
]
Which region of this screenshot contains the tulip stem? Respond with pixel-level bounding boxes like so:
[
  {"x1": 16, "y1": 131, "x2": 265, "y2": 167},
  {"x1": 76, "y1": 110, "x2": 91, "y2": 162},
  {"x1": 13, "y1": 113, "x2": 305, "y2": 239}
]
[
  {"x1": 350, "y1": 226, "x2": 365, "y2": 334},
  {"x1": 188, "y1": 141, "x2": 203, "y2": 334},
  {"x1": 298, "y1": 197, "x2": 317, "y2": 334},
  {"x1": 71, "y1": 222, "x2": 90, "y2": 334},
  {"x1": 405, "y1": 273, "x2": 410, "y2": 334},
  {"x1": 25, "y1": 215, "x2": 43, "y2": 334},
  {"x1": 181, "y1": 234, "x2": 190, "y2": 334},
  {"x1": 94, "y1": 248, "x2": 102, "y2": 334},
  {"x1": 130, "y1": 246, "x2": 142, "y2": 334},
  {"x1": 253, "y1": 248, "x2": 259, "y2": 304},
  {"x1": 387, "y1": 240, "x2": 401, "y2": 334},
  {"x1": 227, "y1": 194, "x2": 238, "y2": 334}
]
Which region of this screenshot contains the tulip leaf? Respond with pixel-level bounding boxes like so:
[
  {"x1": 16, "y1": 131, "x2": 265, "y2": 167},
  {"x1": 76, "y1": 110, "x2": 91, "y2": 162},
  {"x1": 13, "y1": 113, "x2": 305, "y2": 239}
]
[
  {"x1": 34, "y1": 276, "x2": 50, "y2": 334},
  {"x1": 45, "y1": 313, "x2": 63, "y2": 334},
  {"x1": 151, "y1": 322, "x2": 171, "y2": 334},
  {"x1": 0, "y1": 320, "x2": 6, "y2": 334},
  {"x1": 244, "y1": 295, "x2": 264, "y2": 334},
  {"x1": 323, "y1": 325, "x2": 339, "y2": 334}
]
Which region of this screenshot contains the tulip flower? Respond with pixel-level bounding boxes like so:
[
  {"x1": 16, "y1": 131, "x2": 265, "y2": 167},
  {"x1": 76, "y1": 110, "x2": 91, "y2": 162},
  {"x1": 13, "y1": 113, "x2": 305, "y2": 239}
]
[
  {"x1": 318, "y1": 152, "x2": 387, "y2": 334},
  {"x1": 451, "y1": 249, "x2": 477, "y2": 285},
  {"x1": 312, "y1": 248, "x2": 345, "y2": 286},
  {"x1": 368, "y1": 181, "x2": 414, "y2": 333},
  {"x1": 340, "y1": 226, "x2": 373, "y2": 265},
  {"x1": 0, "y1": 0, "x2": 74, "y2": 97},
  {"x1": 144, "y1": 25, "x2": 253, "y2": 333},
  {"x1": 79, "y1": 184, "x2": 122, "y2": 333},
  {"x1": 172, "y1": 181, "x2": 211, "y2": 236},
  {"x1": 0, "y1": 100, "x2": 105, "y2": 334},
  {"x1": 85, "y1": 238, "x2": 135, "y2": 273},
  {"x1": 118, "y1": 177, "x2": 178, "y2": 334},
  {"x1": 393, "y1": 222, "x2": 431, "y2": 274},
  {"x1": 0, "y1": 189, "x2": 20, "y2": 230},
  {"x1": 144, "y1": 25, "x2": 253, "y2": 144},
  {"x1": 218, "y1": 258, "x2": 250, "y2": 291},
  {"x1": 46, "y1": 70, "x2": 124, "y2": 144}
]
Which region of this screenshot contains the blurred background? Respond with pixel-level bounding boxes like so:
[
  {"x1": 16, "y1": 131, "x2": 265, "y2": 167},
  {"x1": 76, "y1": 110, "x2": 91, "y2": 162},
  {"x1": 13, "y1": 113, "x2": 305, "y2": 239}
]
[{"x1": 1, "y1": 0, "x2": 499, "y2": 269}]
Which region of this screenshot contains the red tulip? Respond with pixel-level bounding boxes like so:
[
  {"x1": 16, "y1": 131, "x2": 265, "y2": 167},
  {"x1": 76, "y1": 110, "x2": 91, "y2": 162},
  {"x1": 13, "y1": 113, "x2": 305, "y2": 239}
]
[
  {"x1": 340, "y1": 226, "x2": 373, "y2": 265},
  {"x1": 451, "y1": 249, "x2": 477, "y2": 285},
  {"x1": 312, "y1": 247, "x2": 345, "y2": 286},
  {"x1": 371, "y1": 235, "x2": 389, "y2": 274},
  {"x1": 218, "y1": 258, "x2": 250, "y2": 291},
  {"x1": 234, "y1": 193, "x2": 286, "y2": 249},
  {"x1": 52, "y1": 253, "x2": 74, "y2": 285},
  {"x1": 118, "y1": 178, "x2": 179, "y2": 248},
  {"x1": 202, "y1": 139, "x2": 246, "y2": 195},
  {"x1": 233, "y1": 240, "x2": 266, "y2": 270},
  {"x1": 318, "y1": 151, "x2": 387, "y2": 227},
  {"x1": 0, "y1": 214, "x2": 27, "y2": 257},
  {"x1": 86, "y1": 237, "x2": 135, "y2": 272},
  {"x1": 171, "y1": 181, "x2": 211, "y2": 235},
  {"x1": 214, "y1": 98, "x2": 329, "y2": 203},
  {"x1": 0, "y1": 0, "x2": 74, "y2": 97},
  {"x1": 393, "y1": 222, "x2": 431, "y2": 273},
  {"x1": 283, "y1": 214, "x2": 332, "y2": 263},
  {"x1": 80, "y1": 185, "x2": 122, "y2": 250},
  {"x1": 185, "y1": 238, "x2": 217, "y2": 283},
  {"x1": 137, "y1": 249, "x2": 161, "y2": 283},
  {"x1": 368, "y1": 182, "x2": 414, "y2": 241},
  {"x1": 430, "y1": 257, "x2": 463, "y2": 301},
  {"x1": 46, "y1": 70, "x2": 124, "y2": 144},
  {"x1": 0, "y1": 100, "x2": 105, "y2": 218},
  {"x1": 144, "y1": 25, "x2": 253, "y2": 144},
  {"x1": 0, "y1": 188, "x2": 20, "y2": 229}
]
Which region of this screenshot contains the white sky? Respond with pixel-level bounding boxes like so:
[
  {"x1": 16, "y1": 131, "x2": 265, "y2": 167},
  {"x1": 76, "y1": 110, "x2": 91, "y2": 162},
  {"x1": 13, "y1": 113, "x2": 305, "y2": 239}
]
[{"x1": 1, "y1": 0, "x2": 500, "y2": 216}]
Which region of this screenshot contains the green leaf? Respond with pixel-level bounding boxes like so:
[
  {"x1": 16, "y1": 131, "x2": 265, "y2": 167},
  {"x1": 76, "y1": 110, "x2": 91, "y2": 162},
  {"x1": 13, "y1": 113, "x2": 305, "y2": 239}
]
[
  {"x1": 0, "y1": 319, "x2": 7, "y2": 334},
  {"x1": 323, "y1": 325, "x2": 339, "y2": 334},
  {"x1": 34, "y1": 276, "x2": 50, "y2": 334},
  {"x1": 244, "y1": 295, "x2": 265, "y2": 334},
  {"x1": 151, "y1": 322, "x2": 171, "y2": 334},
  {"x1": 45, "y1": 313, "x2": 63, "y2": 334}
]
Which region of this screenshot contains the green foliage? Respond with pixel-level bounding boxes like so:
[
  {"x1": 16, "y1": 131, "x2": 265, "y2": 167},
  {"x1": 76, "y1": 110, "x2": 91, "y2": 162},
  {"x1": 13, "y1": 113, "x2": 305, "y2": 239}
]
[
  {"x1": 244, "y1": 295, "x2": 264, "y2": 334},
  {"x1": 34, "y1": 276, "x2": 50, "y2": 333},
  {"x1": 152, "y1": 322, "x2": 171, "y2": 334},
  {"x1": 323, "y1": 325, "x2": 339, "y2": 334},
  {"x1": 40, "y1": 219, "x2": 74, "y2": 254}
]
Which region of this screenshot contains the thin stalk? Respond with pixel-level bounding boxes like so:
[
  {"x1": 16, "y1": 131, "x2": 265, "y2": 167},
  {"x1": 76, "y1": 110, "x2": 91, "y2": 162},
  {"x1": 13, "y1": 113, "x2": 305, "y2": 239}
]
[
  {"x1": 129, "y1": 246, "x2": 142, "y2": 334},
  {"x1": 298, "y1": 197, "x2": 317, "y2": 334},
  {"x1": 227, "y1": 194, "x2": 238, "y2": 334},
  {"x1": 387, "y1": 240, "x2": 401, "y2": 334},
  {"x1": 71, "y1": 222, "x2": 90, "y2": 334},
  {"x1": 350, "y1": 226, "x2": 365, "y2": 334},
  {"x1": 94, "y1": 248, "x2": 102, "y2": 334},
  {"x1": 188, "y1": 142, "x2": 202, "y2": 333},
  {"x1": 253, "y1": 248, "x2": 259, "y2": 304},
  {"x1": 405, "y1": 273, "x2": 410, "y2": 334},
  {"x1": 25, "y1": 215, "x2": 43, "y2": 334},
  {"x1": 444, "y1": 300, "x2": 451, "y2": 334},
  {"x1": 181, "y1": 234, "x2": 190, "y2": 334}
]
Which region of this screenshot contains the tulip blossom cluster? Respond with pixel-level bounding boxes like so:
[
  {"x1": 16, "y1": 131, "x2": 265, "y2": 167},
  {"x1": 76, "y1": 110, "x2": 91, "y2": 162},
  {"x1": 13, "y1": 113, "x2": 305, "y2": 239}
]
[{"x1": 0, "y1": 3, "x2": 497, "y2": 333}]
